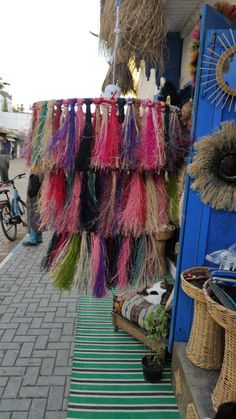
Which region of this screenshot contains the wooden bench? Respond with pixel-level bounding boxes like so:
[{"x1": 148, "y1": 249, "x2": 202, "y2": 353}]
[{"x1": 112, "y1": 310, "x2": 164, "y2": 354}]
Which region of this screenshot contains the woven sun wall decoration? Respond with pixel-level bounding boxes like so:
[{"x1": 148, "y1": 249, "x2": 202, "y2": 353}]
[
  {"x1": 26, "y1": 97, "x2": 189, "y2": 297},
  {"x1": 188, "y1": 120, "x2": 236, "y2": 212},
  {"x1": 201, "y1": 29, "x2": 236, "y2": 111}
]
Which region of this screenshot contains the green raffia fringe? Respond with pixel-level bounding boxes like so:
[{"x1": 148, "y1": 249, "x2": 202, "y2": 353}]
[
  {"x1": 52, "y1": 234, "x2": 81, "y2": 289},
  {"x1": 166, "y1": 173, "x2": 179, "y2": 224},
  {"x1": 88, "y1": 171, "x2": 97, "y2": 203},
  {"x1": 31, "y1": 101, "x2": 48, "y2": 167},
  {"x1": 130, "y1": 236, "x2": 145, "y2": 285}
]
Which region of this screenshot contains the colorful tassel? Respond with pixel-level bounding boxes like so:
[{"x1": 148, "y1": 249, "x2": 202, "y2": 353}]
[
  {"x1": 92, "y1": 236, "x2": 107, "y2": 298},
  {"x1": 106, "y1": 237, "x2": 122, "y2": 287},
  {"x1": 40, "y1": 171, "x2": 66, "y2": 230},
  {"x1": 133, "y1": 235, "x2": 160, "y2": 288},
  {"x1": 144, "y1": 235, "x2": 161, "y2": 283},
  {"x1": 31, "y1": 101, "x2": 48, "y2": 168},
  {"x1": 110, "y1": 172, "x2": 125, "y2": 236},
  {"x1": 66, "y1": 173, "x2": 82, "y2": 234},
  {"x1": 98, "y1": 172, "x2": 117, "y2": 237},
  {"x1": 153, "y1": 103, "x2": 166, "y2": 170},
  {"x1": 91, "y1": 234, "x2": 100, "y2": 289},
  {"x1": 119, "y1": 172, "x2": 146, "y2": 237},
  {"x1": 138, "y1": 102, "x2": 160, "y2": 170},
  {"x1": 121, "y1": 100, "x2": 140, "y2": 169},
  {"x1": 145, "y1": 174, "x2": 160, "y2": 234},
  {"x1": 41, "y1": 100, "x2": 55, "y2": 165},
  {"x1": 115, "y1": 237, "x2": 131, "y2": 289},
  {"x1": 63, "y1": 99, "x2": 77, "y2": 173},
  {"x1": 156, "y1": 174, "x2": 168, "y2": 227},
  {"x1": 108, "y1": 103, "x2": 121, "y2": 168},
  {"x1": 80, "y1": 171, "x2": 98, "y2": 232},
  {"x1": 48, "y1": 101, "x2": 69, "y2": 152},
  {"x1": 52, "y1": 234, "x2": 81, "y2": 289},
  {"x1": 75, "y1": 99, "x2": 93, "y2": 171},
  {"x1": 91, "y1": 103, "x2": 121, "y2": 169},
  {"x1": 165, "y1": 108, "x2": 183, "y2": 171},
  {"x1": 47, "y1": 101, "x2": 69, "y2": 169},
  {"x1": 53, "y1": 100, "x2": 62, "y2": 133},
  {"x1": 75, "y1": 99, "x2": 85, "y2": 154},
  {"x1": 93, "y1": 102, "x2": 101, "y2": 139},
  {"x1": 42, "y1": 231, "x2": 69, "y2": 270},
  {"x1": 74, "y1": 232, "x2": 91, "y2": 293},
  {"x1": 130, "y1": 236, "x2": 145, "y2": 285},
  {"x1": 117, "y1": 98, "x2": 126, "y2": 123},
  {"x1": 166, "y1": 173, "x2": 179, "y2": 224},
  {"x1": 91, "y1": 105, "x2": 109, "y2": 168}
]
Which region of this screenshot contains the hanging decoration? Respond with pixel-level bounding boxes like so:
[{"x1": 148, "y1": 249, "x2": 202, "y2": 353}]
[
  {"x1": 190, "y1": 1, "x2": 236, "y2": 85},
  {"x1": 188, "y1": 121, "x2": 236, "y2": 212},
  {"x1": 27, "y1": 96, "x2": 189, "y2": 297},
  {"x1": 200, "y1": 28, "x2": 236, "y2": 112},
  {"x1": 100, "y1": 0, "x2": 167, "y2": 94}
]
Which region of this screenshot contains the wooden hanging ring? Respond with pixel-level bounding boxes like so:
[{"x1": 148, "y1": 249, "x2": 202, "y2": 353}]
[{"x1": 216, "y1": 44, "x2": 236, "y2": 97}]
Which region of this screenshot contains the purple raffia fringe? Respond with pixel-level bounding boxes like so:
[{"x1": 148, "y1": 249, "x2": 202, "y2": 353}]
[
  {"x1": 93, "y1": 237, "x2": 107, "y2": 298},
  {"x1": 121, "y1": 103, "x2": 140, "y2": 168},
  {"x1": 47, "y1": 104, "x2": 70, "y2": 152}
]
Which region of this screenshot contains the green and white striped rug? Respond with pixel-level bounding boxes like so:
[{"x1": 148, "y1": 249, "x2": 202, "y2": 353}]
[{"x1": 67, "y1": 295, "x2": 180, "y2": 419}]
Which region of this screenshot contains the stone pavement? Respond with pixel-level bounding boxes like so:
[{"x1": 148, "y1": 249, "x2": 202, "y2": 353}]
[
  {"x1": 0, "y1": 158, "x2": 30, "y2": 262},
  {"x1": 0, "y1": 234, "x2": 79, "y2": 419}
]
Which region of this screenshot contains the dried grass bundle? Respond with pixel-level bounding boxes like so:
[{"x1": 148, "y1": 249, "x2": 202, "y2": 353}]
[
  {"x1": 100, "y1": 0, "x2": 167, "y2": 71},
  {"x1": 102, "y1": 62, "x2": 135, "y2": 95},
  {"x1": 188, "y1": 121, "x2": 236, "y2": 212}
]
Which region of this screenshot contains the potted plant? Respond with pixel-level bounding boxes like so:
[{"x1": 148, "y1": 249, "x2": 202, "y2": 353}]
[{"x1": 142, "y1": 305, "x2": 168, "y2": 383}]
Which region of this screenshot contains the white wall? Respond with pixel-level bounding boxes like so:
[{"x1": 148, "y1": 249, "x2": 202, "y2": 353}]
[
  {"x1": 137, "y1": 61, "x2": 158, "y2": 100},
  {"x1": 137, "y1": 30, "x2": 194, "y2": 97},
  {"x1": 0, "y1": 111, "x2": 32, "y2": 132},
  {"x1": 180, "y1": 31, "x2": 192, "y2": 89}
]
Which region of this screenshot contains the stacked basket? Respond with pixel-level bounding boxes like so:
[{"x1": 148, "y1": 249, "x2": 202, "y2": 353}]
[
  {"x1": 203, "y1": 280, "x2": 236, "y2": 411},
  {"x1": 181, "y1": 267, "x2": 224, "y2": 370}
]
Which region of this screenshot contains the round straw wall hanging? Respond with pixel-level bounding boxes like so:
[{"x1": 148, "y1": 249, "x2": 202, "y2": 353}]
[
  {"x1": 188, "y1": 121, "x2": 236, "y2": 212},
  {"x1": 201, "y1": 29, "x2": 236, "y2": 112}
]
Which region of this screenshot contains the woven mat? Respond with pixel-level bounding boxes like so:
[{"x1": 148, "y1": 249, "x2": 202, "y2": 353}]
[{"x1": 67, "y1": 294, "x2": 180, "y2": 419}]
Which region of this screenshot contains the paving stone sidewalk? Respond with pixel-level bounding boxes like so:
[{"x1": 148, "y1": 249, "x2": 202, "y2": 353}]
[{"x1": 0, "y1": 234, "x2": 79, "y2": 419}]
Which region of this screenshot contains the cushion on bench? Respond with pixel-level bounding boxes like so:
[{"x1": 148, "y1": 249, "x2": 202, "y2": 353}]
[{"x1": 113, "y1": 290, "x2": 160, "y2": 330}]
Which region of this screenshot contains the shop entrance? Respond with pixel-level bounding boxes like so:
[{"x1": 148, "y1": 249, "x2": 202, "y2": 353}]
[{"x1": 170, "y1": 4, "x2": 236, "y2": 346}]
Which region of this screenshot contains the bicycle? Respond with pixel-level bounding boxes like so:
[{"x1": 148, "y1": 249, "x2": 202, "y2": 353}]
[{"x1": 0, "y1": 173, "x2": 27, "y2": 241}]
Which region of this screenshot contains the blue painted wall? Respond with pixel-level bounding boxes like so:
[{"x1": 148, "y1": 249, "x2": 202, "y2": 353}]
[
  {"x1": 169, "y1": 5, "x2": 236, "y2": 346},
  {"x1": 163, "y1": 33, "x2": 183, "y2": 89}
]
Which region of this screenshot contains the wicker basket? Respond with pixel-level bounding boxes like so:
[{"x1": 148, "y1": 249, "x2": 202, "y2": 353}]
[
  {"x1": 181, "y1": 267, "x2": 224, "y2": 370},
  {"x1": 204, "y1": 280, "x2": 236, "y2": 411}
]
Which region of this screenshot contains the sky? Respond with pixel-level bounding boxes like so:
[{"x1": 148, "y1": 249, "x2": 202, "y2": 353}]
[{"x1": 1, "y1": 0, "x2": 109, "y2": 109}]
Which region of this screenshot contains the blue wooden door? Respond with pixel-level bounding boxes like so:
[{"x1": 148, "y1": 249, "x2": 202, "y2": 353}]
[{"x1": 169, "y1": 5, "x2": 236, "y2": 346}]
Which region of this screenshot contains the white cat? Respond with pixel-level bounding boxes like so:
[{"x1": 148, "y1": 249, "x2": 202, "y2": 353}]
[{"x1": 142, "y1": 281, "x2": 167, "y2": 305}]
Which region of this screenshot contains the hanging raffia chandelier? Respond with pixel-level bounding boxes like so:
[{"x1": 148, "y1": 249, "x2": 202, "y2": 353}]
[{"x1": 99, "y1": 0, "x2": 168, "y2": 94}]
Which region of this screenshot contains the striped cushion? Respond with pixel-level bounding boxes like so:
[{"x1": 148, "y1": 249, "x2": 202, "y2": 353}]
[{"x1": 114, "y1": 291, "x2": 158, "y2": 330}]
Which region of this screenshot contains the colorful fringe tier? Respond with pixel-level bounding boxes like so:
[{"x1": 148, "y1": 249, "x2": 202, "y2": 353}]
[{"x1": 27, "y1": 98, "x2": 189, "y2": 297}]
